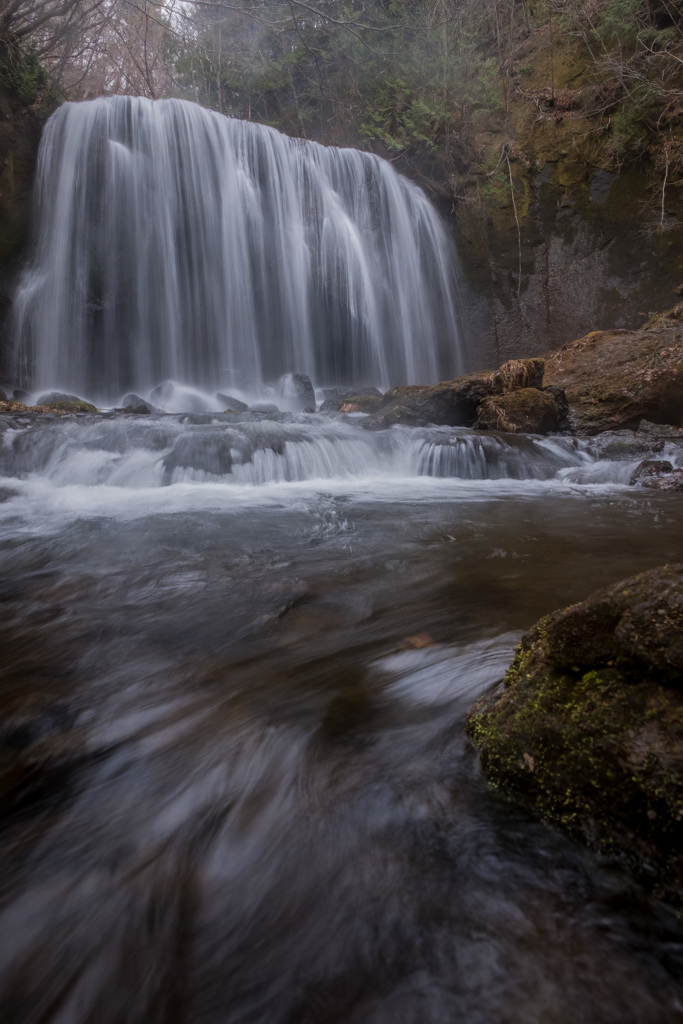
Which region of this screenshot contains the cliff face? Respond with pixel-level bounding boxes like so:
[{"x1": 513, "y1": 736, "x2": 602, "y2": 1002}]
[
  {"x1": 456, "y1": 159, "x2": 683, "y2": 370},
  {"x1": 450, "y1": 24, "x2": 683, "y2": 370}
]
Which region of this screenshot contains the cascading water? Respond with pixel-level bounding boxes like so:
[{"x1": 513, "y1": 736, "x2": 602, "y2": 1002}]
[{"x1": 11, "y1": 96, "x2": 463, "y2": 402}]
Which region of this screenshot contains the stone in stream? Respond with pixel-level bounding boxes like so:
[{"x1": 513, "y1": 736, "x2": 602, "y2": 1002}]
[
  {"x1": 629, "y1": 459, "x2": 674, "y2": 485},
  {"x1": 250, "y1": 403, "x2": 280, "y2": 415},
  {"x1": 375, "y1": 359, "x2": 546, "y2": 428},
  {"x1": 150, "y1": 380, "x2": 174, "y2": 405},
  {"x1": 319, "y1": 386, "x2": 382, "y2": 413},
  {"x1": 466, "y1": 564, "x2": 683, "y2": 903},
  {"x1": 121, "y1": 393, "x2": 153, "y2": 415},
  {"x1": 35, "y1": 391, "x2": 98, "y2": 413},
  {"x1": 216, "y1": 392, "x2": 248, "y2": 413},
  {"x1": 338, "y1": 395, "x2": 384, "y2": 414},
  {"x1": 475, "y1": 388, "x2": 560, "y2": 434},
  {"x1": 642, "y1": 469, "x2": 683, "y2": 492},
  {"x1": 280, "y1": 373, "x2": 315, "y2": 412}
]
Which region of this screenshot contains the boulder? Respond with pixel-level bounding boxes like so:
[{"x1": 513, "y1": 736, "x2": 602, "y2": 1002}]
[
  {"x1": 544, "y1": 319, "x2": 683, "y2": 434},
  {"x1": 280, "y1": 373, "x2": 315, "y2": 412},
  {"x1": 216, "y1": 392, "x2": 248, "y2": 413},
  {"x1": 629, "y1": 459, "x2": 674, "y2": 485},
  {"x1": 320, "y1": 386, "x2": 382, "y2": 413},
  {"x1": 376, "y1": 371, "x2": 503, "y2": 427},
  {"x1": 12, "y1": 389, "x2": 30, "y2": 403},
  {"x1": 250, "y1": 403, "x2": 280, "y2": 415},
  {"x1": 475, "y1": 388, "x2": 560, "y2": 434},
  {"x1": 35, "y1": 392, "x2": 98, "y2": 413},
  {"x1": 339, "y1": 395, "x2": 384, "y2": 414},
  {"x1": 0, "y1": 387, "x2": 7, "y2": 402},
  {"x1": 121, "y1": 393, "x2": 152, "y2": 415},
  {"x1": 466, "y1": 564, "x2": 683, "y2": 902},
  {"x1": 375, "y1": 360, "x2": 546, "y2": 428},
  {"x1": 150, "y1": 380, "x2": 174, "y2": 405},
  {"x1": 638, "y1": 419, "x2": 683, "y2": 439},
  {"x1": 642, "y1": 469, "x2": 683, "y2": 492}
]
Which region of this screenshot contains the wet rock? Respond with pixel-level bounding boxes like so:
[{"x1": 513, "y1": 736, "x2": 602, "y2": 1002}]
[
  {"x1": 475, "y1": 389, "x2": 559, "y2": 435},
  {"x1": 32, "y1": 392, "x2": 98, "y2": 413},
  {"x1": 375, "y1": 360, "x2": 546, "y2": 428},
  {"x1": 638, "y1": 419, "x2": 683, "y2": 439},
  {"x1": 339, "y1": 395, "x2": 384, "y2": 414},
  {"x1": 250, "y1": 403, "x2": 280, "y2": 415},
  {"x1": 12, "y1": 389, "x2": 30, "y2": 403},
  {"x1": 465, "y1": 564, "x2": 683, "y2": 902},
  {"x1": 544, "y1": 321, "x2": 683, "y2": 434},
  {"x1": 0, "y1": 387, "x2": 6, "y2": 402},
  {"x1": 121, "y1": 393, "x2": 152, "y2": 415},
  {"x1": 35, "y1": 391, "x2": 98, "y2": 413},
  {"x1": 543, "y1": 385, "x2": 569, "y2": 427},
  {"x1": 162, "y1": 434, "x2": 233, "y2": 482},
  {"x1": 281, "y1": 373, "x2": 315, "y2": 412},
  {"x1": 376, "y1": 371, "x2": 504, "y2": 427},
  {"x1": 642, "y1": 469, "x2": 683, "y2": 492},
  {"x1": 216, "y1": 392, "x2": 248, "y2": 413},
  {"x1": 590, "y1": 430, "x2": 666, "y2": 459},
  {"x1": 150, "y1": 380, "x2": 174, "y2": 405},
  {"x1": 629, "y1": 460, "x2": 674, "y2": 485},
  {"x1": 320, "y1": 386, "x2": 382, "y2": 413}
]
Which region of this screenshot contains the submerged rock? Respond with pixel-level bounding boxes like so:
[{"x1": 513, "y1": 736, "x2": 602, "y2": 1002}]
[
  {"x1": 544, "y1": 319, "x2": 683, "y2": 434},
  {"x1": 475, "y1": 388, "x2": 559, "y2": 434},
  {"x1": 466, "y1": 565, "x2": 683, "y2": 902}
]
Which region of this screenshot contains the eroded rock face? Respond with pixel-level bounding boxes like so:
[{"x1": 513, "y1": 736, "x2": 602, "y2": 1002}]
[
  {"x1": 465, "y1": 565, "x2": 683, "y2": 902},
  {"x1": 544, "y1": 317, "x2": 683, "y2": 434}
]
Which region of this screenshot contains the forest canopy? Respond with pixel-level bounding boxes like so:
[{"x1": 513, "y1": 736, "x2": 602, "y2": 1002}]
[{"x1": 1, "y1": 0, "x2": 682, "y2": 204}]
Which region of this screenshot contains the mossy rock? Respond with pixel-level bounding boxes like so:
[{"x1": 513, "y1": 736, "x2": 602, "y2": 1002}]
[
  {"x1": 475, "y1": 388, "x2": 559, "y2": 434},
  {"x1": 465, "y1": 564, "x2": 683, "y2": 903}
]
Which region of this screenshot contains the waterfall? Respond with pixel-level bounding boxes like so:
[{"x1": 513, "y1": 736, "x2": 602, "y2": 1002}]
[{"x1": 11, "y1": 97, "x2": 463, "y2": 402}]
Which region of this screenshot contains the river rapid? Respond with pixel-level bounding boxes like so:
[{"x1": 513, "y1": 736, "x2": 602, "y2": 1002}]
[{"x1": 1, "y1": 410, "x2": 682, "y2": 1023}]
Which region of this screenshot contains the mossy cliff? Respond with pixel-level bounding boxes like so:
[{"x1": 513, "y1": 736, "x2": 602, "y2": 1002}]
[
  {"x1": 465, "y1": 565, "x2": 683, "y2": 904},
  {"x1": 451, "y1": 24, "x2": 683, "y2": 369}
]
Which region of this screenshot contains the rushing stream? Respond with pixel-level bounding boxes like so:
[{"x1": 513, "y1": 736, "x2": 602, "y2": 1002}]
[{"x1": 1, "y1": 410, "x2": 682, "y2": 1023}]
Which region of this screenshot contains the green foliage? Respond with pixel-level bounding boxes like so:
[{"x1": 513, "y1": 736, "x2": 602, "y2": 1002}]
[
  {"x1": 607, "y1": 106, "x2": 651, "y2": 162},
  {"x1": 0, "y1": 46, "x2": 56, "y2": 106}
]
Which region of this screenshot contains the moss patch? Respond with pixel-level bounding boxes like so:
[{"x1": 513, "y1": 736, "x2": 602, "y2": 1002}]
[{"x1": 466, "y1": 564, "x2": 683, "y2": 903}]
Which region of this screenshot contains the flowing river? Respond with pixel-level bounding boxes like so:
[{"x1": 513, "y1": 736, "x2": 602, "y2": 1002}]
[{"x1": 0, "y1": 409, "x2": 682, "y2": 1023}]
